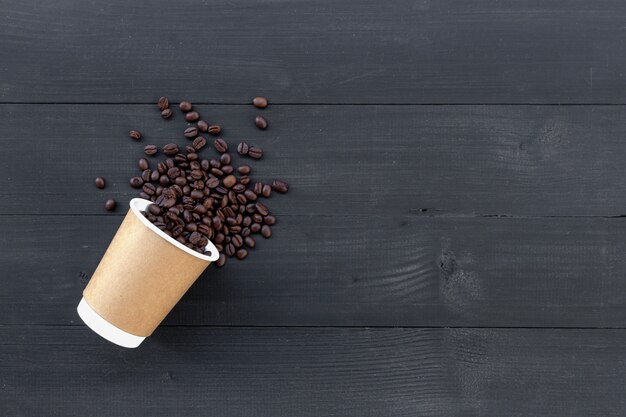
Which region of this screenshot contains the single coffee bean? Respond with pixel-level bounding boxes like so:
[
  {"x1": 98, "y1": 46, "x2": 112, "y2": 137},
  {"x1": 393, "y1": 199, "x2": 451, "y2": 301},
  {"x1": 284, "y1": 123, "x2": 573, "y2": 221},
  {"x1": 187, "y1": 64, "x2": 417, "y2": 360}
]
[
  {"x1": 245, "y1": 236, "x2": 256, "y2": 248},
  {"x1": 105, "y1": 199, "x2": 116, "y2": 211},
  {"x1": 166, "y1": 159, "x2": 176, "y2": 169},
  {"x1": 184, "y1": 127, "x2": 198, "y2": 138},
  {"x1": 185, "y1": 223, "x2": 198, "y2": 233},
  {"x1": 206, "y1": 177, "x2": 220, "y2": 188},
  {"x1": 244, "y1": 190, "x2": 257, "y2": 201},
  {"x1": 250, "y1": 223, "x2": 261, "y2": 233},
  {"x1": 186, "y1": 111, "x2": 200, "y2": 122},
  {"x1": 248, "y1": 146, "x2": 263, "y2": 159},
  {"x1": 271, "y1": 179, "x2": 289, "y2": 193},
  {"x1": 264, "y1": 215, "x2": 276, "y2": 225},
  {"x1": 190, "y1": 169, "x2": 204, "y2": 179},
  {"x1": 240, "y1": 175, "x2": 251, "y2": 185},
  {"x1": 246, "y1": 203, "x2": 256, "y2": 213},
  {"x1": 130, "y1": 176, "x2": 144, "y2": 188},
  {"x1": 190, "y1": 189, "x2": 204, "y2": 199},
  {"x1": 259, "y1": 185, "x2": 270, "y2": 198},
  {"x1": 143, "y1": 183, "x2": 156, "y2": 196},
  {"x1": 144, "y1": 145, "x2": 158, "y2": 156},
  {"x1": 207, "y1": 125, "x2": 221, "y2": 135},
  {"x1": 216, "y1": 186, "x2": 228, "y2": 195},
  {"x1": 253, "y1": 213, "x2": 263, "y2": 223},
  {"x1": 147, "y1": 204, "x2": 162, "y2": 215},
  {"x1": 242, "y1": 216, "x2": 252, "y2": 227},
  {"x1": 129, "y1": 130, "x2": 142, "y2": 141},
  {"x1": 236, "y1": 248, "x2": 248, "y2": 260},
  {"x1": 219, "y1": 153, "x2": 232, "y2": 165},
  {"x1": 214, "y1": 138, "x2": 228, "y2": 153},
  {"x1": 255, "y1": 116, "x2": 268, "y2": 129},
  {"x1": 221, "y1": 165, "x2": 234, "y2": 174},
  {"x1": 161, "y1": 108, "x2": 173, "y2": 119},
  {"x1": 261, "y1": 224, "x2": 272, "y2": 238},
  {"x1": 215, "y1": 253, "x2": 227, "y2": 267},
  {"x1": 211, "y1": 168, "x2": 224, "y2": 176},
  {"x1": 174, "y1": 176, "x2": 187, "y2": 186},
  {"x1": 252, "y1": 96, "x2": 268, "y2": 108},
  {"x1": 138, "y1": 158, "x2": 149, "y2": 170},
  {"x1": 232, "y1": 184, "x2": 246, "y2": 193},
  {"x1": 231, "y1": 234, "x2": 243, "y2": 248},
  {"x1": 185, "y1": 145, "x2": 196, "y2": 154},
  {"x1": 237, "y1": 142, "x2": 249, "y2": 155},
  {"x1": 150, "y1": 169, "x2": 160, "y2": 182},
  {"x1": 167, "y1": 167, "x2": 180, "y2": 178},
  {"x1": 179, "y1": 101, "x2": 192, "y2": 112},
  {"x1": 197, "y1": 120, "x2": 209, "y2": 132},
  {"x1": 209, "y1": 159, "x2": 221, "y2": 169},
  {"x1": 187, "y1": 152, "x2": 198, "y2": 161},
  {"x1": 157, "y1": 161, "x2": 167, "y2": 174},
  {"x1": 189, "y1": 232, "x2": 202, "y2": 245},
  {"x1": 253, "y1": 182, "x2": 263, "y2": 194},
  {"x1": 192, "y1": 136, "x2": 207, "y2": 150},
  {"x1": 95, "y1": 177, "x2": 105, "y2": 189},
  {"x1": 228, "y1": 191, "x2": 237, "y2": 204},
  {"x1": 159, "y1": 175, "x2": 170, "y2": 186},
  {"x1": 200, "y1": 160, "x2": 210, "y2": 171},
  {"x1": 238, "y1": 165, "x2": 251, "y2": 175},
  {"x1": 163, "y1": 143, "x2": 179, "y2": 156},
  {"x1": 223, "y1": 175, "x2": 237, "y2": 188},
  {"x1": 158, "y1": 96, "x2": 169, "y2": 110},
  {"x1": 255, "y1": 202, "x2": 269, "y2": 216},
  {"x1": 141, "y1": 169, "x2": 151, "y2": 182},
  {"x1": 225, "y1": 243, "x2": 235, "y2": 257},
  {"x1": 174, "y1": 153, "x2": 187, "y2": 163}
]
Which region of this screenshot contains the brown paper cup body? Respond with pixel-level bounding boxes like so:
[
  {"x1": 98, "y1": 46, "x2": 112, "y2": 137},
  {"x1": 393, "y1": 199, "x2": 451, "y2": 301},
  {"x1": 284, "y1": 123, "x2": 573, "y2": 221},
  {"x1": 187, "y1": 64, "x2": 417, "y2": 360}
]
[{"x1": 82, "y1": 199, "x2": 218, "y2": 338}]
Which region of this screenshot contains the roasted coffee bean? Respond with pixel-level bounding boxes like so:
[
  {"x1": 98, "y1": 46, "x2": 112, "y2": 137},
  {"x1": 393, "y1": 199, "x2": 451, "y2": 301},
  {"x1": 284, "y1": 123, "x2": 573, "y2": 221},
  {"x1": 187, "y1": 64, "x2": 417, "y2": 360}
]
[
  {"x1": 219, "y1": 153, "x2": 232, "y2": 165},
  {"x1": 185, "y1": 223, "x2": 198, "y2": 233},
  {"x1": 161, "y1": 108, "x2": 173, "y2": 119},
  {"x1": 225, "y1": 243, "x2": 235, "y2": 257},
  {"x1": 248, "y1": 146, "x2": 263, "y2": 159},
  {"x1": 255, "y1": 202, "x2": 269, "y2": 216},
  {"x1": 213, "y1": 216, "x2": 223, "y2": 230},
  {"x1": 200, "y1": 160, "x2": 210, "y2": 171},
  {"x1": 184, "y1": 127, "x2": 198, "y2": 138},
  {"x1": 253, "y1": 214, "x2": 263, "y2": 224},
  {"x1": 162, "y1": 143, "x2": 178, "y2": 156},
  {"x1": 192, "y1": 179, "x2": 204, "y2": 189},
  {"x1": 243, "y1": 190, "x2": 257, "y2": 201},
  {"x1": 139, "y1": 158, "x2": 149, "y2": 171},
  {"x1": 171, "y1": 224, "x2": 183, "y2": 237},
  {"x1": 255, "y1": 116, "x2": 268, "y2": 129},
  {"x1": 158, "y1": 96, "x2": 169, "y2": 110},
  {"x1": 167, "y1": 167, "x2": 180, "y2": 178},
  {"x1": 228, "y1": 191, "x2": 237, "y2": 204},
  {"x1": 252, "y1": 96, "x2": 268, "y2": 108},
  {"x1": 214, "y1": 233, "x2": 225, "y2": 244},
  {"x1": 166, "y1": 159, "x2": 176, "y2": 169},
  {"x1": 184, "y1": 146, "x2": 196, "y2": 155},
  {"x1": 130, "y1": 176, "x2": 144, "y2": 188},
  {"x1": 157, "y1": 161, "x2": 167, "y2": 174},
  {"x1": 174, "y1": 176, "x2": 187, "y2": 186},
  {"x1": 193, "y1": 204, "x2": 207, "y2": 215},
  {"x1": 144, "y1": 145, "x2": 158, "y2": 156},
  {"x1": 148, "y1": 204, "x2": 161, "y2": 215},
  {"x1": 95, "y1": 177, "x2": 106, "y2": 189},
  {"x1": 237, "y1": 165, "x2": 251, "y2": 175},
  {"x1": 155, "y1": 194, "x2": 165, "y2": 206},
  {"x1": 245, "y1": 236, "x2": 255, "y2": 247},
  {"x1": 242, "y1": 216, "x2": 252, "y2": 227},
  {"x1": 175, "y1": 153, "x2": 187, "y2": 163},
  {"x1": 223, "y1": 175, "x2": 237, "y2": 188},
  {"x1": 237, "y1": 142, "x2": 249, "y2": 155},
  {"x1": 189, "y1": 232, "x2": 202, "y2": 245},
  {"x1": 197, "y1": 120, "x2": 209, "y2": 132},
  {"x1": 197, "y1": 223, "x2": 210, "y2": 234},
  {"x1": 231, "y1": 234, "x2": 243, "y2": 248},
  {"x1": 141, "y1": 169, "x2": 151, "y2": 182},
  {"x1": 190, "y1": 169, "x2": 204, "y2": 180},
  {"x1": 129, "y1": 130, "x2": 142, "y2": 141},
  {"x1": 241, "y1": 227, "x2": 250, "y2": 237},
  {"x1": 261, "y1": 224, "x2": 272, "y2": 238},
  {"x1": 215, "y1": 253, "x2": 226, "y2": 267},
  {"x1": 139, "y1": 191, "x2": 150, "y2": 199},
  {"x1": 214, "y1": 138, "x2": 228, "y2": 153},
  {"x1": 187, "y1": 153, "x2": 198, "y2": 161},
  {"x1": 105, "y1": 199, "x2": 116, "y2": 211},
  {"x1": 230, "y1": 225, "x2": 242, "y2": 233},
  {"x1": 240, "y1": 175, "x2": 251, "y2": 185},
  {"x1": 253, "y1": 182, "x2": 263, "y2": 194},
  {"x1": 264, "y1": 215, "x2": 276, "y2": 225},
  {"x1": 159, "y1": 175, "x2": 170, "y2": 186},
  {"x1": 233, "y1": 184, "x2": 246, "y2": 193},
  {"x1": 211, "y1": 168, "x2": 224, "y2": 176},
  {"x1": 190, "y1": 189, "x2": 204, "y2": 199},
  {"x1": 250, "y1": 223, "x2": 261, "y2": 233},
  {"x1": 179, "y1": 101, "x2": 192, "y2": 112},
  {"x1": 236, "y1": 248, "x2": 248, "y2": 259},
  {"x1": 271, "y1": 179, "x2": 289, "y2": 193},
  {"x1": 185, "y1": 111, "x2": 200, "y2": 122},
  {"x1": 216, "y1": 185, "x2": 228, "y2": 194},
  {"x1": 246, "y1": 203, "x2": 256, "y2": 213},
  {"x1": 206, "y1": 177, "x2": 220, "y2": 188},
  {"x1": 221, "y1": 165, "x2": 234, "y2": 174},
  {"x1": 210, "y1": 159, "x2": 221, "y2": 169},
  {"x1": 208, "y1": 125, "x2": 221, "y2": 135},
  {"x1": 226, "y1": 217, "x2": 237, "y2": 226},
  {"x1": 262, "y1": 184, "x2": 272, "y2": 198},
  {"x1": 192, "y1": 136, "x2": 207, "y2": 150}
]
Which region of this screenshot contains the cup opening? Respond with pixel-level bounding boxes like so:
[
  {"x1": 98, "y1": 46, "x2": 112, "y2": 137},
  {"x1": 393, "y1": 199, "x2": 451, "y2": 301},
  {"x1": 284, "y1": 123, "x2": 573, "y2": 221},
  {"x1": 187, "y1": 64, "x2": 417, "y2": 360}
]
[{"x1": 129, "y1": 198, "x2": 220, "y2": 262}]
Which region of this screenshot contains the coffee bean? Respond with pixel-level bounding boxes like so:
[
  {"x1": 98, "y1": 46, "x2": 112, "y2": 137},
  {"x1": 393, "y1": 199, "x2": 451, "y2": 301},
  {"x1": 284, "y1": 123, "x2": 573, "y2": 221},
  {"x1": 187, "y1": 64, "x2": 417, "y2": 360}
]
[
  {"x1": 252, "y1": 96, "x2": 268, "y2": 108},
  {"x1": 248, "y1": 146, "x2": 263, "y2": 159},
  {"x1": 186, "y1": 111, "x2": 200, "y2": 122},
  {"x1": 231, "y1": 234, "x2": 244, "y2": 248},
  {"x1": 223, "y1": 175, "x2": 237, "y2": 188},
  {"x1": 190, "y1": 169, "x2": 204, "y2": 179},
  {"x1": 228, "y1": 191, "x2": 237, "y2": 204},
  {"x1": 185, "y1": 145, "x2": 196, "y2": 155},
  {"x1": 143, "y1": 183, "x2": 156, "y2": 196},
  {"x1": 214, "y1": 138, "x2": 228, "y2": 153},
  {"x1": 144, "y1": 145, "x2": 158, "y2": 156},
  {"x1": 206, "y1": 177, "x2": 219, "y2": 188},
  {"x1": 261, "y1": 224, "x2": 272, "y2": 238},
  {"x1": 166, "y1": 159, "x2": 175, "y2": 169},
  {"x1": 244, "y1": 190, "x2": 257, "y2": 201},
  {"x1": 218, "y1": 153, "x2": 231, "y2": 165},
  {"x1": 242, "y1": 216, "x2": 252, "y2": 227},
  {"x1": 179, "y1": 101, "x2": 192, "y2": 112},
  {"x1": 185, "y1": 223, "x2": 198, "y2": 233},
  {"x1": 216, "y1": 186, "x2": 228, "y2": 195},
  {"x1": 240, "y1": 175, "x2": 251, "y2": 185},
  {"x1": 161, "y1": 108, "x2": 173, "y2": 119},
  {"x1": 187, "y1": 152, "x2": 198, "y2": 161},
  {"x1": 157, "y1": 162, "x2": 167, "y2": 174},
  {"x1": 264, "y1": 215, "x2": 276, "y2": 225},
  {"x1": 253, "y1": 182, "x2": 263, "y2": 194},
  {"x1": 174, "y1": 176, "x2": 187, "y2": 187},
  {"x1": 129, "y1": 130, "x2": 142, "y2": 141},
  {"x1": 197, "y1": 120, "x2": 209, "y2": 132},
  {"x1": 192, "y1": 136, "x2": 207, "y2": 150},
  {"x1": 190, "y1": 189, "x2": 204, "y2": 199},
  {"x1": 159, "y1": 175, "x2": 170, "y2": 186},
  {"x1": 105, "y1": 199, "x2": 116, "y2": 211},
  {"x1": 232, "y1": 184, "x2": 246, "y2": 193},
  {"x1": 236, "y1": 248, "x2": 248, "y2": 259},
  {"x1": 238, "y1": 165, "x2": 251, "y2": 175},
  {"x1": 138, "y1": 158, "x2": 149, "y2": 171},
  {"x1": 208, "y1": 125, "x2": 221, "y2": 135},
  {"x1": 163, "y1": 143, "x2": 179, "y2": 156},
  {"x1": 141, "y1": 169, "x2": 151, "y2": 182},
  {"x1": 158, "y1": 97, "x2": 169, "y2": 110},
  {"x1": 252, "y1": 214, "x2": 263, "y2": 224},
  {"x1": 246, "y1": 203, "x2": 256, "y2": 213},
  {"x1": 271, "y1": 179, "x2": 289, "y2": 193},
  {"x1": 262, "y1": 184, "x2": 272, "y2": 198},
  {"x1": 184, "y1": 127, "x2": 198, "y2": 138},
  {"x1": 221, "y1": 166, "x2": 233, "y2": 175},
  {"x1": 237, "y1": 142, "x2": 249, "y2": 155},
  {"x1": 255, "y1": 116, "x2": 268, "y2": 129},
  {"x1": 215, "y1": 253, "x2": 227, "y2": 267},
  {"x1": 250, "y1": 223, "x2": 261, "y2": 233},
  {"x1": 210, "y1": 168, "x2": 223, "y2": 177},
  {"x1": 95, "y1": 177, "x2": 105, "y2": 189},
  {"x1": 225, "y1": 243, "x2": 235, "y2": 257},
  {"x1": 130, "y1": 176, "x2": 144, "y2": 188},
  {"x1": 175, "y1": 153, "x2": 187, "y2": 163},
  {"x1": 245, "y1": 236, "x2": 256, "y2": 248}
]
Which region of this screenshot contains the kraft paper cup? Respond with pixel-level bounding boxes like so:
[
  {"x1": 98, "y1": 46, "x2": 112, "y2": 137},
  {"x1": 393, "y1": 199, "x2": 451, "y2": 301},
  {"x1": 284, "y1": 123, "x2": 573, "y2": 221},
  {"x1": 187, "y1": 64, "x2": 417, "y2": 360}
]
[{"x1": 77, "y1": 198, "x2": 219, "y2": 348}]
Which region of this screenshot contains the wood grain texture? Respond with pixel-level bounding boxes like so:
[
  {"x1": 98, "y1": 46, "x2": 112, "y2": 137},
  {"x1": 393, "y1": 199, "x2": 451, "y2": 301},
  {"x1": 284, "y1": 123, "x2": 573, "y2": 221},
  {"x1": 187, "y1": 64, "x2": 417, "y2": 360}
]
[
  {"x1": 2, "y1": 104, "x2": 626, "y2": 216},
  {"x1": 2, "y1": 215, "x2": 624, "y2": 327},
  {"x1": 2, "y1": 326, "x2": 626, "y2": 417},
  {"x1": 2, "y1": 0, "x2": 626, "y2": 104}
]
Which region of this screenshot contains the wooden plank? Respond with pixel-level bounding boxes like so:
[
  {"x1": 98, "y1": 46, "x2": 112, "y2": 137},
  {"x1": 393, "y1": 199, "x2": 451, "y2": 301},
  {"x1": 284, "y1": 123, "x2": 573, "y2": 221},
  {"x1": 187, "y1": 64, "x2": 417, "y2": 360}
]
[
  {"x1": 2, "y1": 0, "x2": 626, "y2": 104},
  {"x1": 1, "y1": 104, "x2": 626, "y2": 216},
  {"x1": 2, "y1": 215, "x2": 625, "y2": 327},
  {"x1": 2, "y1": 326, "x2": 626, "y2": 416}
]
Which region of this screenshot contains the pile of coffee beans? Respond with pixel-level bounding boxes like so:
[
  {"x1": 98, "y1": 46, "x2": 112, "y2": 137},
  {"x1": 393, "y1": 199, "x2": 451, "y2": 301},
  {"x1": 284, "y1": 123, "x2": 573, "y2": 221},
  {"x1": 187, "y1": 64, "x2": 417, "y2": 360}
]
[{"x1": 125, "y1": 97, "x2": 287, "y2": 268}]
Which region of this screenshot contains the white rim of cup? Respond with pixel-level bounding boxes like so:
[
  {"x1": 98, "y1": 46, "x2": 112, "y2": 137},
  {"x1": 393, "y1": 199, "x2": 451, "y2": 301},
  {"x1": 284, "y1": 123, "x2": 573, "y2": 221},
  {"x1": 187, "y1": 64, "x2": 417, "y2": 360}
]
[
  {"x1": 77, "y1": 297, "x2": 145, "y2": 348},
  {"x1": 130, "y1": 198, "x2": 220, "y2": 262}
]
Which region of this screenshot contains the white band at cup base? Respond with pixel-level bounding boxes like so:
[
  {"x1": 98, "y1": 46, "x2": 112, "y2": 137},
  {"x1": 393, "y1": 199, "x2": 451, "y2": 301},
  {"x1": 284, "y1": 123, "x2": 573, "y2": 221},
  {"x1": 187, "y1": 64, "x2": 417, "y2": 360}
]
[{"x1": 77, "y1": 297, "x2": 145, "y2": 348}]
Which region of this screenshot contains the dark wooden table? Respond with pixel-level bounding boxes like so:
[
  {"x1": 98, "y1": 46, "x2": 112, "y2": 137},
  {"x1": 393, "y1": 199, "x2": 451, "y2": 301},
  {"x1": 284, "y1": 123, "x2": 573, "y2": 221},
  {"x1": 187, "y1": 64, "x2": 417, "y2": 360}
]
[{"x1": 3, "y1": 1, "x2": 626, "y2": 415}]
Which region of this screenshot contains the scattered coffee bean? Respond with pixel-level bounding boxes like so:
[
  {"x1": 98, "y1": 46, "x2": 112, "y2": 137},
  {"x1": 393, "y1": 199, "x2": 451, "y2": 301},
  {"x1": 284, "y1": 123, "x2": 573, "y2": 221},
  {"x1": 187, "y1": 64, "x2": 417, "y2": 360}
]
[
  {"x1": 255, "y1": 202, "x2": 269, "y2": 216},
  {"x1": 144, "y1": 145, "x2": 158, "y2": 156},
  {"x1": 264, "y1": 215, "x2": 276, "y2": 225},
  {"x1": 179, "y1": 101, "x2": 192, "y2": 112},
  {"x1": 237, "y1": 142, "x2": 249, "y2": 155},
  {"x1": 129, "y1": 130, "x2": 142, "y2": 141},
  {"x1": 223, "y1": 175, "x2": 237, "y2": 188},
  {"x1": 250, "y1": 222, "x2": 261, "y2": 233},
  {"x1": 236, "y1": 248, "x2": 248, "y2": 259},
  {"x1": 238, "y1": 165, "x2": 251, "y2": 175},
  {"x1": 220, "y1": 153, "x2": 232, "y2": 165},
  {"x1": 161, "y1": 108, "x2": 173, "y2": 119},
  {"x1": 184, "y1": 127, "x2": 198, "y2": 138},
  {"x1": 240, "y1": 175, "x2": 251, "y2": 185},
  {"x1": 244, "y1": 236, "x2": 255, "y2": 248},
  {"x1": 261, "y1": 224, "x2": 272, "y2": 238},
  {"x1": 214, "y1": 138, "x2": 228, "y2": 153},
  {"x1": 221, "y1": 165, "x2": 234, "y2": 174},
  {"x1": 95, "y1": 177, "x2": 106, "y2": 189},
  {"x1": 253, "y1": 182, "x2": 263, "y2": 194},
  {"x1": 197, "y1": 120, "x2": 209, "y2": 132},
  {"x1": 130, "y1": 176, "x2": 144, "y2": 188},
  {"x1": 141, "y1": 169, "x2": 151, "y2": 182},
  {"x1": 255, "y1": 116, "x2": 268, "y2": 129},
  {"x1": 262, "y1": 184, "x2": 272, "y2": 198},
  {"x1": 105, "y1": 199, "x2": 116, "y2": 211},
  {"x1": 208, "y1": 125, "x2": 221, "y2": 135},
  {"x1": 139, "y1": 158, "x2": 149, "y2": 170},
  {"x1": 192, "y1": 136, "x2": 207, "y2": 150},
  {"x1": 185, "y1": 111, "x2": 200, "y2": 122},
  {"x1": 248, "y1": 146, "x2": 263, "y2": 159},
  {"x1": 158, "y1": 97, "x2": 169, "y2": 110},
  {"x1": 163, "y1": 143, "x2": 179, "y2": 156},
  {"x1": 252, "y1": 96, "x2": 268, "y2": 108},
  {"x1": 215, "y1": 253, "x2": 227, "y2": 267},
  {"x1": 271, "y1": 179, "x2": 289, "y2": 193}
]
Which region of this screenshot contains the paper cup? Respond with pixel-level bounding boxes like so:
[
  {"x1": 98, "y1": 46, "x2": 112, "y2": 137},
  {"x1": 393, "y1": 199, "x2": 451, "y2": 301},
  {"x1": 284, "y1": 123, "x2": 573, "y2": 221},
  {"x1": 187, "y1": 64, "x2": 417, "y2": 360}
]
[{"x1": 77, "y1": 198, "x2": 219, "y2": 348}]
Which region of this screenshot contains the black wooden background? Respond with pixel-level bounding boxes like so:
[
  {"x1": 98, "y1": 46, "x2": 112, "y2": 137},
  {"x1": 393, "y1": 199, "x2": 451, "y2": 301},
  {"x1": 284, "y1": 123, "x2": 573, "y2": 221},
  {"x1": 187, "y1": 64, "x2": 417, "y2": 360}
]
[{"x1": 2, "y1": 1, "x2": 626, "y2": 416}]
